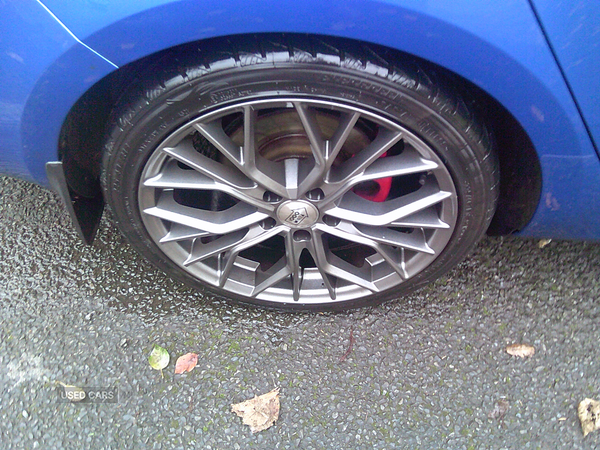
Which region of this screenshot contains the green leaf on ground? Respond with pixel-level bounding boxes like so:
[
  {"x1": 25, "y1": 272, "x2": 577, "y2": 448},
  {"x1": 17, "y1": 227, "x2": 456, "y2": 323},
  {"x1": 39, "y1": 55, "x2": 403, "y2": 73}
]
[{"x1": 148, "y1": 345, "x2": 170, "y2": 378}]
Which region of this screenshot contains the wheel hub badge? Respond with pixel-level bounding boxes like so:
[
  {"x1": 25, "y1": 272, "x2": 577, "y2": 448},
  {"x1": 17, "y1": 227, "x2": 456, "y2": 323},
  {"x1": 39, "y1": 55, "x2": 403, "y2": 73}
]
[{"x1": 277, "y1": 200, "x2": 319, "y2": 228}]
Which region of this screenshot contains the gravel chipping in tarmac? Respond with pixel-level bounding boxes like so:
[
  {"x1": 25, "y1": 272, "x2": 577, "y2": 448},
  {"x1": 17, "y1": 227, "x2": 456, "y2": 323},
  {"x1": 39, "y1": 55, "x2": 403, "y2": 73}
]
[{"x1": 0, "y1": 176, "x2": 599, "y2": 450}]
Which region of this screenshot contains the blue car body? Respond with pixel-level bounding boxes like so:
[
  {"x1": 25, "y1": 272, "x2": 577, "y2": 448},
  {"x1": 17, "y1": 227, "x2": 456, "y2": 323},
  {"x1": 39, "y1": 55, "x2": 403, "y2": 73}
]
[{"x1": 1, "y1": 0, "x2": 599, "y2": 239}]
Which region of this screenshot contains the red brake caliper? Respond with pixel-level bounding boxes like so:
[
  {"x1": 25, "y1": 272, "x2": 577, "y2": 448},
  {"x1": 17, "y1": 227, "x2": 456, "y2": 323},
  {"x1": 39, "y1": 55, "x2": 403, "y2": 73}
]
[{"x1": 353, "y1": 152, "x2": 392, "y2": 202}]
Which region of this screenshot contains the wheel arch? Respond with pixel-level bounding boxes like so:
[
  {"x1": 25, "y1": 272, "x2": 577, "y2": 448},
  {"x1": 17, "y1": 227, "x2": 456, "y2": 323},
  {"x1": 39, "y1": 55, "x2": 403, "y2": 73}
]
[{"x1": 58, "y1": 33, "x2": 540, "y2": 236}]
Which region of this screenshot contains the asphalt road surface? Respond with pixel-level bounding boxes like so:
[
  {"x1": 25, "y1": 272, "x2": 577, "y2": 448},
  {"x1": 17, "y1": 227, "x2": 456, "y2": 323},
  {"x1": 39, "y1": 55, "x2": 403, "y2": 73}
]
[{"x1": 1, "y1": 176, "x2": 599, "y2": 450}]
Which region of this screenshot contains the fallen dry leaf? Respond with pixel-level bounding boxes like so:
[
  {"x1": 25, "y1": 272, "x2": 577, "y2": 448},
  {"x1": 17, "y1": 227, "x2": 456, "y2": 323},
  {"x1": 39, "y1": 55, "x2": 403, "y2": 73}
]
[
  {"x1": 488, "y1": 399, "x2": 509, "y2": 420},
  {"x1": 231, "y1": 388, "x2": 280, "y2": 433},
  {"x1": 175, "y1": 353, "x2": 198, "y2": 374},
  {"x1": 506, "y1": 343, "x2": 535, "y2": 358},
  {"x1": 538, "y1": 239, "x2": 552, "y2": 248},
  {"x1": 578, "y1": 398, "x2": 600, "y2": 437}
]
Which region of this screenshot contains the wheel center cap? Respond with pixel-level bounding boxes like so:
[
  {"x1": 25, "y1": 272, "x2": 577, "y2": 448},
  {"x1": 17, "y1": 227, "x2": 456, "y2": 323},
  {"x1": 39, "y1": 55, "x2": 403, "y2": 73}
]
[{"x1": 277, "y1": 200, "x2": 319, "y2": 228}]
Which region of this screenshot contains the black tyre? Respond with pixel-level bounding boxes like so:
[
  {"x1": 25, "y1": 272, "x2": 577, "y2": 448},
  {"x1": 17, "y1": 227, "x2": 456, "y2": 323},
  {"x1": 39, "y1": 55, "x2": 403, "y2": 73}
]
[{"x1": 101, "y1": 35, "x2": 499, "y2": 311}]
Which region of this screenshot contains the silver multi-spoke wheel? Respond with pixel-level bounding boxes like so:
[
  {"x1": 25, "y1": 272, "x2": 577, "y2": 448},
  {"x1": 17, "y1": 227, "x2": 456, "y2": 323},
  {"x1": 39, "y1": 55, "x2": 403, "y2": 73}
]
[{"x1": 138, "y1": 99, "x2": 457, "y2": 305}]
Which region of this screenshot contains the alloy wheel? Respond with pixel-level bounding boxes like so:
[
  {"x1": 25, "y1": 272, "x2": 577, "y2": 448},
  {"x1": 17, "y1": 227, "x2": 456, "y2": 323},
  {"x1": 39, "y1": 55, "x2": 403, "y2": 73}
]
[{"x1": 138, "y1": 98, "x2": 458, "y2": 305}]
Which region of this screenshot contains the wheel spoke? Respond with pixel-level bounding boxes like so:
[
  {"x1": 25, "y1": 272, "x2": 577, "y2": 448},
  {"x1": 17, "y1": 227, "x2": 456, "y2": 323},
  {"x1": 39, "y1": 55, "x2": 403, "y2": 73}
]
[
  {"x1": 389, "y1": 206, "x2": 450, "y2": 229},
  {"x1": 292, "y1": 103, "x2": 328, "y2": 198},
  {"x1": 323, "y1": 179, "x2": 452, "y2": 227},
  {"x1": 284, "y1": 158, "x2": 301, "y2": 199},
  {"x1": 294, "y1": 106, "x2": 364, "y2": 197},
  {"x1": 284, "y1": 233, "x2": 305, "y2": 301},
  {"x1": 315, "y1": 222, "x2": 410, "y2": 279},
  {"x1": 329, "y1": 128, "x2": 403, "y2": 183},
  {"x1": 306, "y1": 231, "x2": 337, "y2": 299},
  {"x1": 194, "y1": 116, "x2": 288, "y2": 197},
  {"x1": 319, "y1": 221, "x2": 434, "y2": 255},
  {"x1": 143, "y1": 190, "x2": 268, "y2": 234},
  {"x1": 144, "y1": 158, "x2": 274, "y2": 212},
  {"x1": 144, "y1": 159, "x2": 216, "y2": 190},
  {"x1": 159, "y1": 223, "x2": 211, "y2": 243},
  {"x1": 242, "y1": 105, "x2": 257, "y2": 167},
  {"x1": 354, "y1": 224, "x2": 434, "y2": 254},
  {"x1": 294, "y1": 103, "x2": 325, "y2": 166},
  {"x1": 320, "y1": 147, "x2": 439, "y2": 202},
  {"x1": 184, "y1": 224, "x2": 283, "y2": 267},
  {"x1": 318, "y1": 252, "x2": 378, "y2": 292},
  {"x1": 184, "y1": 229, "x2": 248, "y2": 266},
  {"x1": 162, "y1": 140, "x2": 252, "y2": 187},
  {"x1": 308, "y1": 229, "x2": 378, "y2": 292},
  {"x1": 327, "y1": 111, "x2": 361, "y2": 170},
  {"x1": 216, "y1": 225, "x2": 285, "y2": 287},
  {"x1": 250, "y1": 257, "x2": 292, "y2": 297},
  {"x1": 361, "y1": 148, "x2": 438, "y2": 183},
  {"x1": 193, "y1": 120, "x2": 242, "y2": 166}
]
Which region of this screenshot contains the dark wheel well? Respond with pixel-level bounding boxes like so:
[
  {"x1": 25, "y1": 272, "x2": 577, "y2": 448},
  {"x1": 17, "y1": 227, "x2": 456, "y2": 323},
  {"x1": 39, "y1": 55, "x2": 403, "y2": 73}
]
[{"x1": 58, "y1": 33, "x2": 541, "y2": 235}]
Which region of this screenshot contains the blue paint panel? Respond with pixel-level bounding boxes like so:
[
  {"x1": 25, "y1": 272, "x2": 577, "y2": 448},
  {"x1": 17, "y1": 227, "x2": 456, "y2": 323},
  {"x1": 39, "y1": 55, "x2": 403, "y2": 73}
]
[
  {"x1": 0, "y1": 0, "x2": 74, "y2": 181},
  {"x1": 0, "y1": 0, "x2": 117, "y2": 183},
  {"x1": 531, "y1": 0, "x2": 600, "y2": 154},
  {"x1": 525, "y1": 154, "x2": 600, "y2": 239},
  {"x1": 2, "y1": 0, "x2": 600, "y2": 238}
]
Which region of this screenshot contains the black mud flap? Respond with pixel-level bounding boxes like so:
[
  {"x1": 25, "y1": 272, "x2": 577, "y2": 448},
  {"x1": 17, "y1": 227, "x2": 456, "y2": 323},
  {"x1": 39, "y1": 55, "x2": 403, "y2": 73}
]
[{"x1": 45, "y1": 162, "x2": 104, "y2": 244}]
